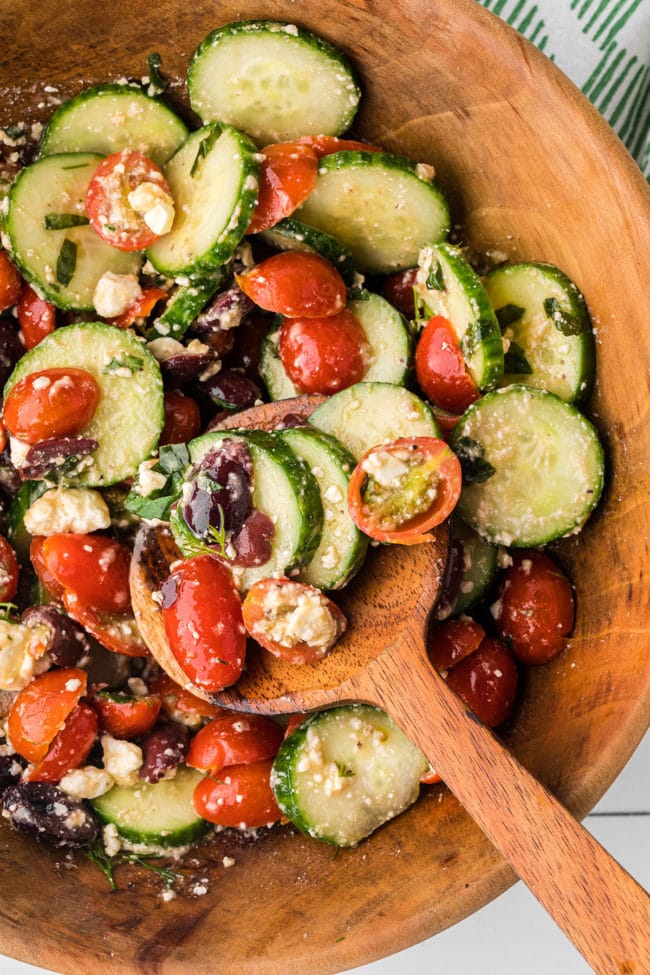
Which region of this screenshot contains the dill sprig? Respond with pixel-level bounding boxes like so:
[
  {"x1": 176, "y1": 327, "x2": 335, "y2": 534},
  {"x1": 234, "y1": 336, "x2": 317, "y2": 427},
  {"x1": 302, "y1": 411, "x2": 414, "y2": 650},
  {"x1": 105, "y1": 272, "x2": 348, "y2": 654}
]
[{"x1": 86, "y1": 841, "x2": 181, "y2": 891}]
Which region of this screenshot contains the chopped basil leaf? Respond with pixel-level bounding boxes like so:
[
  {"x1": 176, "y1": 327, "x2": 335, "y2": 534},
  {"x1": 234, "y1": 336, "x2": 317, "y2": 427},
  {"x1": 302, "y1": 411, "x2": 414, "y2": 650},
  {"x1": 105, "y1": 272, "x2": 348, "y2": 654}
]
[
  {"x1": 543, "y1": 297, "x2": 584, "y2": 336},
  {"x1": 103, "y1": 354, "x2": 144, "y2": 375},
  {"x1": 426, "y1": 262, "x2": 444, "y2": 291},
  {"x1": 190, "y1": 128, "x2": 221, "y2": 178},
  {"x1": 61, "y1": 162, "x2": 90, "y2": 171},
  {"x1": 146, "y1": 52, "x2": 168, "y2": 95},
  {"x1": 335, "y1": 762, "x2": 354, "y2": 778},
  {"x1": 347, "y1": 286, "x2": 370, "y2": 301},
  {"x1": 44, "y1": 213, "x2": 90, "y2": 230},
  {"x1": 125, "y1": 492, "x2": 176, "y2": 521},
  {"x1": 495, "y1": 303, "x2": 525, "y2": 328},
  {"x1": 157, "y1": 442, "x2": 190, "y2": 476},
  {"x1": 454, "y1": 435, "x2": 496, "y2": 484},
  {"x1": 56, "y1": 238, "x2": 77, "y2": 286},
  {"x1": 460, "y1": 318, "x2": 494, "y2": 360},
  {"x1": 0, "y1": 602, "x2": 18, "y2": 622},
  {"x1": 503, "y1": 341, "x2": 532, "y2": 374}
]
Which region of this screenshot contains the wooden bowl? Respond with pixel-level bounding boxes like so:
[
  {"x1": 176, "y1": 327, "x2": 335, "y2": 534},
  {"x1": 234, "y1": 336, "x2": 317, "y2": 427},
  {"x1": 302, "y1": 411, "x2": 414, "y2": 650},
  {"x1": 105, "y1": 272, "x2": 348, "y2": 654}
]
[{"x1": 1, "y1": 1, "x2": 648, "y2": 973}]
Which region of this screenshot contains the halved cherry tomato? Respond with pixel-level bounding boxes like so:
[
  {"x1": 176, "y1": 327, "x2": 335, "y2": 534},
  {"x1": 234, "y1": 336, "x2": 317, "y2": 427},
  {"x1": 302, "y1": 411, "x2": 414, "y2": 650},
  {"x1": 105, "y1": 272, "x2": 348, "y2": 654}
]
[
  {"x1": 24, "y1": 702, "x2": 98, "y2": 783},
  {"x1": 85, "y1": 149, "x2": 173, "y2": 252},
  {"x1": 427, "y1": 617, "x2": 485, "y2": 672},
  {"x1": 236, "y1": 252, "x2": 347, "y2": 319},
  {"x1": 492, "y1": 550, "x2": 575, "y2": 665},
  {"x1": 91, "y1": 689, "x2": 161, "y2": 738},
  {"x1": 247, "y1": 142, "x2": 318, "y2": 235},
  {"x1": 295, "y1": 135, "x2": 382, "y2": 157},
  {"x1": 149, "y1": 671, "x2": 224, "y2": 724},
  {"x1": 278, "y1": 309, "x2": 369, "y2": 395},
  {"x1": 284, "y1": 713, "x2": 306, "y2": 738},
  {"x1": 348, "y1": 437, "x2": 462, "y2": 544},
  {"x1": 192, "y1": 758, "x2": 281, "y2": 828},
  {"x1": 0, "y1": 250, "x2": 22, "y2": 312},
  {"x1": 160, "y1": 555, "x2": 246, "y2": 693},
  {"x1": 17, "y1": 285, "x2": 56, "y2": 350},
  {"x1": 63, "y1": 592, "x2": 148, "y2": 658},
  {"x1": 243, "y1": 578, "x2": 347, "y2": 664},
  {"x1": 415, "y1": 315, "x2": 480, "y2": 414},
  {"x1": 160, "y1": 389, "x2": 201, "y2": 446},
  {"x1": 431, "y1": 405, "x2": 461, "y2": 437},
  {"x1": 3, "y1": 367, "x2": 101, "y2": 444},
  {"x1": 382, "y1": 268, "x2": 418, "y2": 319},
  {"x1": 112, "y1": 286, "x2": 168, "y2": 329},
  {"x1": 420, "y1": 765, "x2": 442, "y2": 785},
  {"x1": 39, "y1": 534, "x2": 132, "y2": 615},
  {"x1": 0, "y1": 535, "x2": 19, "y2": 603},
  {"x1": 187, "y1": 713, "x2": 283, "y2": 774},
  {"x1": 0, "y1": 418, "x2": 7, "y2": 454},
  {"x1": 30, "y1": 536, "x2": 65, "y2": 601},
  {"x1": 445, "y1": 636, "x2": 518, "y2": 727},
  {"x1": 8, "y1": 667, "x2": 87, "y2": 763}
]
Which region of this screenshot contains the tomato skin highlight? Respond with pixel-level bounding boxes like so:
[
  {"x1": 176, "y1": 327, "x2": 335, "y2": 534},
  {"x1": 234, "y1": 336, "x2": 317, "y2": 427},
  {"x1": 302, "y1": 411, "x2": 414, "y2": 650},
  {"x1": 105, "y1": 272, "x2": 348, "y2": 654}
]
[
  {"x1": 445, "y1": 636, "x2": 518, "y2": 727},
  {"x1": 160, "y1": 389, "x2": 201, "y2": 446},
  {"x1": 278, "y1": 309, "x2": 369, "y2": 395},
  {"x1": 3, "y1": 367, "x2": 101, "y2": 444},
  {"x1": 187, "y1": 713, "x2": 283, "y2": 774},
  {"x1": 24, "y1": 702, "x2": 98, "y2": 783},
  {"x1": 161, "y1": 555, "x2": 246, "y2": 693},
  {"x1": 8, "y1": 667, "x2": 88, "y2": 763},
  {"x1": 0, "y1": 536, "x2": 19, "y2": 603},
  {"x1": 492, "y1": 550, "x2": 575, "y2": 664},
  {"x1": 40, "y1": 534, "x2": 132, "y2": 615},
  {"x1": 17, "y1": 285, "x2": 56, "y2": 350},
  {"x1": 382, "y1": 268, "x2": 418, "y2": 319},
  {"x1": 192, "y1": 758, "x2": 282, "y2": 828},
  {"x1": 0, "y1": 250, "x2": 22, "y2": 312},
  {"x1": 63, "y1": 593, "x2": 148, "y2": 658},
  {"x1": 247, "y1": 142, "x2": 318, "y2": 235},
  {"x1": 415, "y1": 315, "x2": 480, "y2": 414},
  {"x1": 112, "y1": 286, "x2": 168, "y2": 328},
  {"x1": 427, "y1": 617, "x2": 486, "y2": 672},
  {"x1": 236, "y1": 252, "x2": 347, "y2": 318},
  {"x1": 91, "y1": 690, "x2": 161, "y2": 738}
]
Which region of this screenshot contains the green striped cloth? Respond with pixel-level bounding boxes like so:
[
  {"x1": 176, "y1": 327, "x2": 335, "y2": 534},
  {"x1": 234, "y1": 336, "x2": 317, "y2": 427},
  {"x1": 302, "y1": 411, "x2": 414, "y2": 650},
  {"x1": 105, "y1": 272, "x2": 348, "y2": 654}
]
[{"x1": 477, "y1": 0, "x2": 649, "y2": 178}]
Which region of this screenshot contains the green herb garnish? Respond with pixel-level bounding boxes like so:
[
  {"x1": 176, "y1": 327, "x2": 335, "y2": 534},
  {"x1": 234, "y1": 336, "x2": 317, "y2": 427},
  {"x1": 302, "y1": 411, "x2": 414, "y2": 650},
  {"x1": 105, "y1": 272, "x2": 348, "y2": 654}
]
[
  {"x1": 0, "y1": 602, "x2": 18, "y2": 622},
  {"x1": 495, "y1": 303, "x2": 525, "y2": 329},
  {"x1": 460, "y1": 317, "x2": 495, "y2": 360},
  {"x1": 146, "y1": 52, "x2": 168, "y2": 95},
  {"x1": 56, "y1": 238, "x2": 77, "y2": 286},
  {"x1": 181, "y1": 506, "x2": 233, "y2": 561},
  {"x1": 335, "y1": 762, "x2": 354, "y2": 778},
  {"x1": 503, "y1": 341, "x2": 532, "y2": 375},
  {"x1": 103, "y1": 354, "x2": 145, "y2": 376},
  {"x1": 454, "y1": 435, "x2": 496, "y2": 484},
  {"x1": 86, "y1": 842, "x2": 181, "y2": 892},
  {"x1": 44, "y1": 213, "x2": 90, "y2": 230},
  {"x1": 543, "y1": 297, "x2": 584, "y2": 336},
  {"x1": 425, "y1": 261, "x2": 444, "y2": 291},
  {"x1": 190, "y1": 128, "x2": 220, "y2": 178}
]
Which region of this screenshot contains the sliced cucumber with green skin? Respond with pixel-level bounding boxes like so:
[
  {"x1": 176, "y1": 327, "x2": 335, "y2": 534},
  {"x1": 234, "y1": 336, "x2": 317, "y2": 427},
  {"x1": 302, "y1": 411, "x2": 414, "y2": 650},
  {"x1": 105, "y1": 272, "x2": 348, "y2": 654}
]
[
  {"x1": 271, "y1": 704, "x2": 428, "y2": 847},
  {"x1": 146, "y1": 125, "x2": 261, "y2": 277},
  {"x1": 259, "y1": 323, "x2": 298, "y2": 400},
  {"x1": 5, "y1": 153, "x2": 141, "y2": 310},
  {"x1": 484, "y1": 262, "x2": 595, "y2": 403},
  {"x1": 417, "y1": 242, "x2": 504, "y2": 390},
  {"x1": 310, "y1": 382, "x2": 441, "y2": 460},
  {"x1": 435, "y1": 517, "x2": 499, "y2": 619},
  {"x1": 91, "y1": 765, "x2": 208, "y2": 848},
  {"x1": 4, "y1": 323, "x2": 164, "y2": 487},
  {"x1": 259, "y1": 217, "x2": 355, "y2": 284},
  {"x1": 7, "y1": 481, "x2": 48, "y2": 565},
  {"x1": 450, "y1": 385, "x2": 605, "y2": 547},
  {"x1": 297, "y1": 151, "x2": 450, "y2": 274},
  {"x1": 147, "y1": 269, "x2": 227, "y2": 341},
  {"x1": 278, "y1": 426, "x2": 368, "y2": 590},
  {"x1": 178, "y1": 428, "x2": 323, "y2": 590},
  {"x1": 39, "y1": 84, "x2": 188, "y2": 167},
  {"x1": 188, "y1": 20, "x2": 360, "y2": 147}
]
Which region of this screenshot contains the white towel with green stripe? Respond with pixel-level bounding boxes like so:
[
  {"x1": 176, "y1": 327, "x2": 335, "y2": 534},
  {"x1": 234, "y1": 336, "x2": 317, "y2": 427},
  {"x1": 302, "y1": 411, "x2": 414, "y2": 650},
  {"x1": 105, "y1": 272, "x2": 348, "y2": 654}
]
[{"x1": 478, "y1": 0, "x2": 649, "y2": 178}]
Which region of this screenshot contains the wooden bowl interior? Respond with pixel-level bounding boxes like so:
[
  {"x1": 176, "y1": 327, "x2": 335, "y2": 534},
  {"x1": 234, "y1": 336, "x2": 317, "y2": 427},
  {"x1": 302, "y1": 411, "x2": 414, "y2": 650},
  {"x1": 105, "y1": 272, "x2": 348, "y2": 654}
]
[{"x1": 1, "y1": 1, "x2": 648, "y2": 973}]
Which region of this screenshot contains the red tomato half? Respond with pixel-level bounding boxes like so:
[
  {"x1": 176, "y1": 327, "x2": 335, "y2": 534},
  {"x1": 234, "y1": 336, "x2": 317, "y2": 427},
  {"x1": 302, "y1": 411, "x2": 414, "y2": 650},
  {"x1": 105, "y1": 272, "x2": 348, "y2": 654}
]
[
  {"x1": 63, "y1": 592, "x2": 148, "y2": 658},
  {"x1": 91, "y1": 690, "x2": 161, "y2": 738},
  {"x1": 247, "y1": 142, "x2": 318, "y2": 235},
  {"x1": 0, "y1": 536, "x2": 19, "y2": 603},
  {"x1": 30, "y1": 536, "x2": 65, "y2": 601},
  {"x1": 187, "y1": 713, "x2": 283, "y2": 774},
  {"x1": 149, "y1": 672, "x2": 224, "y2": 724},
  {"x1": 3, "y1": 367, "x2": 101, "y2": 444},
  {"x1": 112, "y1": 286, "x2": 168, "y2": 328},
  {"x1": 192, "y1": 758, "x2": 282, "y2": 828},
  {"x1": 8, "y1": 667, "x2": 87, "y2": 763},
  {"x1": 415, "y1": 315, "x2": 480, "y2": 414},
  {"x1": 160, "y1": 555, "x2": 246, "y2": 693},
  {"x1": 0, "y1": 250, "x2": 22, "y2": 312},
  {"x1": 278, "y1": 309, "x2": 369, "y2": 395},
  {"x1": 160, "y1": 389, "x2": 201, "y2": 446},
  {"x1": 25, "y1": 702, "x2": 98, "y2": 783},
  {"x1": 348, "y1": 437, "x2": 462, "y2": 544},
  {"x1": 427, "y1": 617, "x2": 485, "y2": 672},
  {"x1": 295, "y1": 135, "x2": 382, "y2": 157},
  {"x1": 17, "y1": 285, "x2": 56, "y2": 350},
  {"x1": 236, "y1": 252, "x2": 347, "y2": 318},
  {"x1": 39, "y1": 534, "x2": 132, "y2": 615},
  {"x1": 445, "y1": 636, "x2": 518, "y2": 727}
]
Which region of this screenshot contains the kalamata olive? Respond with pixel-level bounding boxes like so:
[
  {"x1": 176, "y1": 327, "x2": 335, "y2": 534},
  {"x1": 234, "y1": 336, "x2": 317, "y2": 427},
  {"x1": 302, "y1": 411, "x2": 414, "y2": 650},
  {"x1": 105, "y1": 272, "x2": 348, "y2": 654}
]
[
  {"x1": 139, "y1": 722, "x2": 189, "y2": 784},
  {"x1": 160, "y1": 352, "x2": 215, "y2": 387},
  {"x1": 276, "y1": 413, "x2": 309, "y2": 430},
  {"x1": 2, "y1": 782, "x2": 99, "y2": 846},
  {"x1": 0, "y1": 455, "x2": 21, "y2": 500},
  {"x1": 182, "y1": 441, "x2": 253, "y2": 538},
  {"x1": 197, "y1": 369, "x2": 260, "y2": 411},
  {"x1": 232, "y1": 510, "x2": 275, "y2": 567},
  {"x1": 22, "y1": 605, "x2": 91, "y2": 667},
  {"x1": 223, "y1": 311, "x2": 271, "y2": 381},
  {"x1": 193, "y1": 285, "x2": 253, "y2": 338},
  {"x1": 0, "y1": 740, "x2": 25, "y2": 793},
  {"x1": 0, "y1": 317, "x2": 24, "y2": 388},
  {"x1": 21, "y1": 436, "x2": 98, "y2": 480},
  {"x1": 434, "y1": 538, "x2": 464, "y2": 621}
]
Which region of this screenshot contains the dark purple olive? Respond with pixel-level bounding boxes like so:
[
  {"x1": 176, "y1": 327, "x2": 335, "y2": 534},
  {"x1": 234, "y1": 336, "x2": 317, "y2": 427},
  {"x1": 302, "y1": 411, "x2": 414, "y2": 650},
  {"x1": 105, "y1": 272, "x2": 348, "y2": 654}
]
[
  {"x1": 182, "y1": 441, "x2": 253, "y2": 538},
  {"x1": 434, "y1": 538, "x2": 464, "y2": 621},
  {"x1": 21, "y1": 436, "x2": 98, "y2": 480},
  {"x1": 22, "y1": 605, "x2": 91, "y2": 667},
  {"x1": 139, "y1": 722, "x2": 189, "y2": 784},
  {"x1": 0, "y1": 317, "x2": 24, "y2": 388},
  {"x1": 191, "y1": 285, "x2": 253, "y2": 344},
  {"x1": 0, "y1": 454, "x2": 21, "y2": 500},
  {"x1": 197, "y1": 369, "x2": 260, "y2": 411},
  {"x1": 232, "y1": 510, "x2": 275, "y2": 567},
  {"x1": 276, "y1": 413, "x2": 309, "y2": 430},
  {"x1": 0, "y1": 742, "x2": 25, "y2": 794},
  {"x1": 2, "y1": 782, "x2": 99, "y2": 846},
  {"x1": 160, "y1": 351, "x2": 215, "y2": 387}
]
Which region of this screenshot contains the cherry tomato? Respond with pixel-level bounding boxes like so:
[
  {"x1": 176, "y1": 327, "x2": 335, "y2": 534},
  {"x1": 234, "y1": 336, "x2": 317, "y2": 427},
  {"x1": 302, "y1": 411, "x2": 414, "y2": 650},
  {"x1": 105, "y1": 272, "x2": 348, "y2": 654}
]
[
  {"x1": 24, "y1": 702, "x2": 98, "y2": 783},
  {"x1": 492, "y1": 550, "x2": 575, "y2": 664},
  {"x1": 8, "y1": 667, "x2": 87, "y2": 763},
  {"x1": 0, "y1": 536, "x2": 19, "y2": 603},
  {"x1": 112, "y1": 286, "x2": 168, "y2": 328},
  {"x1": 3, "y1": 367, "x2": 101, "y2": 444},
  {"x1": 17, "y1": 285, "x2": 56, "y2": 350},
  {"x1": 0, "y1": 418, "x2": 6, "y2": 454},
  {"x1": 420, "y1": 766, "x2": 442, "y2": 785},
  {"x1": 242, "y1": 578, "x2": 347, "y2": 664},
  {"x1": 0, "y1": 250, "x2": 22, "y2": 312},
  {"x1": 284, "y1": 714, "x2": 306, "y2": 738},
  {"x1": 295, "y1": 135, "x2": 382, "y2": 157},
  {"x1": 160, "y1": 555, "x2": 246, "y2": 693},
  {"x1": 431, "y1": 405, "x2": 461, "y2": 437},
  {"x1": 39, "y1": 534, "x2": 132, "y2": 615},
  {"x1": 427, "y1": 617, "x2": 485, "y2": 672},
  {"x1": 382, "y1": 268, "x2": 418, "y2": 319},
  {"x1": 85, "y1": 149, "x2": 173, "y2": 252},
  {"x1": 415, "y1": 315, "x2": 480, "y2": 414},
  {"x1": 63, "y1": 592, "x2": 148, "y2": 658},
  {"x1": 30, "y1": 536, "x2": 65, "y2": 601},
  {"x1": 278, "y1": 309, "x2": 369, "y2": 395},
  {"x1": 445, "y1": 636, "x2": 518, "y2": 727},
  {"x1": 187, "y1": 713, "x2": 283, "y2": 774},
  {"x1": 192, "y1": 758, "x2": 281, "y2": 828},
  {"x1": 149, "y1": 671, "x2": 224, "y2": 724},
  {"x1": 91, "y1": 689, "x2": 161, "y2": 738},
  {"x1": 236, "y1": 252, "x2": 347, "y2": 318},
  {"x1": 160, "y1": 389, "x2": 201, "y2": 446},
  {"x1": 247, "y1": 142, "x2": 318, "y2": 235},
  {"x1": 348, "y1": 437, "x2": 462, "y2": 544}
]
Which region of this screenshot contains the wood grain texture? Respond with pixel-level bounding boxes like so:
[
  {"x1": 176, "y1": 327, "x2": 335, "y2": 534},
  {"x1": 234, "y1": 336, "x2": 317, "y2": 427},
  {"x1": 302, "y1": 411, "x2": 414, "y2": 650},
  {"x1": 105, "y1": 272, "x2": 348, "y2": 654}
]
[{"x1": 1, "y1": 1, "x2": 649, "y2": 973}]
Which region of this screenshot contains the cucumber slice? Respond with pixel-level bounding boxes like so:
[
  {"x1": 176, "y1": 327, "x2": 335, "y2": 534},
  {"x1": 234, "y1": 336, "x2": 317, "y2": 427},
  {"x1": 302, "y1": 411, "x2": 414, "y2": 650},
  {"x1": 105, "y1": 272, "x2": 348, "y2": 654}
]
[
  {"x1": 278, "y1": 426, "x2": 368, "y2": 590},
  {"x1": 310, "y1": 382, "x2": 441, "y2": 460},
  {"x1": 7, "y1": 481, "x2": 48, "y2": 565},
  {"x1": 435, "y1": 517, "x2": 499, "y2": 619},
  {"x1": 147, "y1": 269, "x2": 227, "y2": 341},
  {"x1": 5, "y1": 153, "x2": 141, "y2": 310},
  {"x1": 177, "y1": 428, "x2": 323, "y2": 590},
  {"x1": 259, "y1": 217, "x2": 355, "y2": 284},
  {"x1": 271, "y1": 704, "x2": 428, "y2": 847},
  {"x1": 91, "y1": 765, "x2": 208, "y2": 848},
  {"x1": 39, "y1": 84, "x2": 188, "y2": 167},
  {"x1": 146, "y1": 125, "x2": 261, "y2": 277},
  {"x1": 417, "y1": 242, "x2": 504, "y2": 390},
  {"x1": 484, "y1": 262, "x2": 595, "y2": 403},
  {"x1": 259, "y1": 323, "x2": 298, "y2": 401},
  {"x1": 188, "y1": 20, "x2": 360, "y2": 147},
  {"x1": 4, "y1": 323, "x2": 164, "y2": 487},
  {"x1": 450, "y1": 385, "x2": 605, "y2": 546},
  {"x1": 297, "y1": 151, "x2": 450, "y2": 273}
]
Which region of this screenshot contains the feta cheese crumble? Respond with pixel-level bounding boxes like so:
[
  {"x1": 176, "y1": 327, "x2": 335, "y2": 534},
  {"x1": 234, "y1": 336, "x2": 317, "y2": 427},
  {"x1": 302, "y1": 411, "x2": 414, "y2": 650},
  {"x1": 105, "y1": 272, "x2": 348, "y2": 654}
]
[
  {"x1": 24, "y1": 488, "x2": 111, "y2": 536},
  {"x1": 93, "y1": 272, "x2": 142, "y2": 318}
]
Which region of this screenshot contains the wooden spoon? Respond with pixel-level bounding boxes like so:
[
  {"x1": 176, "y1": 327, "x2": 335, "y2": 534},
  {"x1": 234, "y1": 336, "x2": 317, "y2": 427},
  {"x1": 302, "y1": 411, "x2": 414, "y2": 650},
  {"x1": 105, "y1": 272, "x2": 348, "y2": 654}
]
[{"x1": 131, "y1": 398, "x2": 650, "y2": 975}]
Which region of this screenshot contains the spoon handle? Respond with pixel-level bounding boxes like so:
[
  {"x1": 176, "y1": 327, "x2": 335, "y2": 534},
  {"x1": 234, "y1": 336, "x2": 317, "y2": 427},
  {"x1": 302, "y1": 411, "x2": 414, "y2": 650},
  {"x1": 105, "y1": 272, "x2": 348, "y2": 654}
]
[{"x1": 355, "y1": 643, "x2": 650, "y2": 975}]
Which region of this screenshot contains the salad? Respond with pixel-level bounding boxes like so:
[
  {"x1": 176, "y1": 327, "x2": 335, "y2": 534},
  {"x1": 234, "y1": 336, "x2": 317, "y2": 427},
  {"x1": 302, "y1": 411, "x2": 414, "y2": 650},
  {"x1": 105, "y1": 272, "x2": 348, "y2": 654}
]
[{"x1": 0, "y1": 19, "x2": 604, "y2": 884}]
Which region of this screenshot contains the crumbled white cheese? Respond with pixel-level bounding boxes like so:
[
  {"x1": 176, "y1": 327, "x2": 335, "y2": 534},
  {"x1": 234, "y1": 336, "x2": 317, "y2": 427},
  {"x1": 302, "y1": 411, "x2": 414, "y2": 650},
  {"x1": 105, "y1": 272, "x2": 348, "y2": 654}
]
[
  {"x1": 93, "y1": 272, "x2": 142, "y2": 318},
  {"x1": 0, "y1": 620, "x2": 49, "y2": 692},
  {"x1": 146, "y1": 337, "x2": 185, "y2": 361},
  {"x1": 127, "y1": 181, "x2": 175, "y2": 236},
  {"x1": 9, "y1": 437, "x2": 30, "y2": 469},
  {"x1": 59, "y1": 765, "x2": 114, "y2": 800},
  {"x1": 361, "y1": 450, "x2": 409, "y2": 488},
  {"x1": 256, "y1": 586, "x2": 339, "y2": 650},
  {"x1": 101, "y1": 734, "x2": 143, "y2": 787},
  {"x1": 103, "y1": 823, "x2": 122, "y2": 857},
  {"x1": 135, "y1": 459, "x2": 167, "y2": 497},
  {"x1": 24, "y1": 487, "x2": 111, "y2": 536}
]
